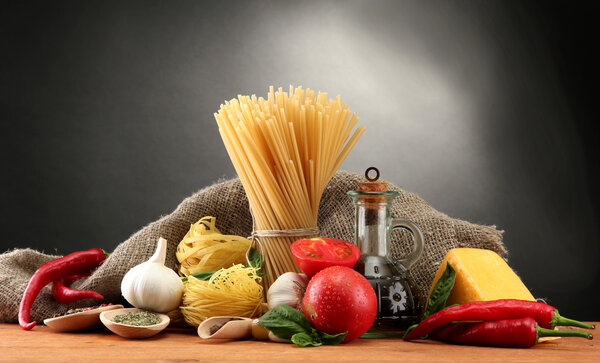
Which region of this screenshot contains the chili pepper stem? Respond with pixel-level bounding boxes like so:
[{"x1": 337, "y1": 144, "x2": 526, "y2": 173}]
[
  {"x1": 536, "y1": 324, "x2": 593, "y2": 342},
  {"x1": 552, "y1": 310, "x2": 596, "y2": 329}
]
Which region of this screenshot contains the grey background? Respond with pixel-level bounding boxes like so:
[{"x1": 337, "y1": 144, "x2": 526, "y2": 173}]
[{"x1": 2, "y1": 1, "x2": 598, "y2": 319}]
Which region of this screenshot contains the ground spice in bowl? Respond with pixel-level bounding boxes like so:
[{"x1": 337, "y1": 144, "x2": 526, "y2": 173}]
[
  {"x1": 52, "y1": 303, "x2": 115, "y2": 318},
  {"x1": 112, "y1": 311, "x2": 161, "y2": 326}
]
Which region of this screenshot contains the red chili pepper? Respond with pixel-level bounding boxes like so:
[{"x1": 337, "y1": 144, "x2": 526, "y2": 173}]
[
  {"x1": 18, "y1": 248, "x2": 107, "y2": 330},
  {"x1": 51, "y1": 279, "x2": 104, "y2": 304},
  {"x1": 432, "y1": 317, "x2": 593, "y2": 348},
  {"x1": 404, "y1": 299, "x2": 595, "y2": 340},
  {"x1": 60, "y1": 273, "x2": 92, "y2": 286},
  {"x1": 51, "y1": 272, "x2": 100, "y2": 303}
]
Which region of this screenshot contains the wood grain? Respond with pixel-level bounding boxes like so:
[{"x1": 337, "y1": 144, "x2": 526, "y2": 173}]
[{"x1": 0, "y1": 323, "x2": 598, "y2": 362}]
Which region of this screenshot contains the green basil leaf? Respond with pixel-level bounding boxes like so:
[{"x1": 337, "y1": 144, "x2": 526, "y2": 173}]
[
  {"x1": 291, "y1": 332, "x2": 322, "y2": 347},
  {"x1": 260, "y1": 305, "x2": 347, "y2": 347},
  {"x1": 422, "y1": 262, "x2": 456, "y2": 320},
  {"x1": 259, "y1": 304, "x2": 313, "y2": 340},
  {"x1": 247, "y1": 247, "x2": 262, "y2": 269},
  {"x1": 181, "y1": 271, "x2": 215, "y2": 282},
  {"x1": 320, "y1": 331, "x2": 347, "y2": 345}
]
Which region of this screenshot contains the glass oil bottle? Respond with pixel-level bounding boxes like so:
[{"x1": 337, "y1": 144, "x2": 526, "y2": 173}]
[{"x1": 348, "y1": 167, "x2": 425, "y2": 331}]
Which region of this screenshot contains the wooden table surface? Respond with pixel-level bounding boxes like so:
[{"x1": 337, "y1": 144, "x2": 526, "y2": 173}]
[{"x1": 1, "y1": 323, "x2": 598, "y2": 362}]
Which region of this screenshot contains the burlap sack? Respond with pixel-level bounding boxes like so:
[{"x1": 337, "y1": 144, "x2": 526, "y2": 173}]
[{"x1": 0, "y1": 170, "x2": 505, "y2": 324}]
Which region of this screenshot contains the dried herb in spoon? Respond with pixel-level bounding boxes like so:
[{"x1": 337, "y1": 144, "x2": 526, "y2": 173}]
[{"x1": 112, "y1": 311, "x2": 161, "y2": 326}]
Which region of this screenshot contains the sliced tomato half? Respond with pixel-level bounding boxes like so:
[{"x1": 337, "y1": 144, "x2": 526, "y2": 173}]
[{"x1": 291, "y1": 237, "x2": 360, "y2": 277}]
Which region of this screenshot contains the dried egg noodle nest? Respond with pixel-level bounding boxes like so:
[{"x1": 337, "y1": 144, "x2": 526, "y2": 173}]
[
  {"x1": 176, "y1": 216, "x2": 251, "y2": 275},
  {"x1": 180, "y1": 264, "x2": 263, "y2": 327}
]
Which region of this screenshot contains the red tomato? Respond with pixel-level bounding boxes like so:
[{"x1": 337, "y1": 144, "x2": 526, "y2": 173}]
[
  {"x1": 291, "y1": 237, "x2": 360, "y2": 277},
  {"x1": 302, "y1": 265, "x2": 377, "y2": 342}
]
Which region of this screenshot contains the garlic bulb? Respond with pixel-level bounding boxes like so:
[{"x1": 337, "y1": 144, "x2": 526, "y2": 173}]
[
  {"x1": 267, "y1": 272, "x2": 309, "y2": 310},
  {"x1": 121, "y1": 237, "x2": 183, "y2": 313}
]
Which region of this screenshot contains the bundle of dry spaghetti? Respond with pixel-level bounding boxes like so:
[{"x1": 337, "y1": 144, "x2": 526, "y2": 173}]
[{"x1": 214, "y1": 86, "x2": 365, "y2": 287}]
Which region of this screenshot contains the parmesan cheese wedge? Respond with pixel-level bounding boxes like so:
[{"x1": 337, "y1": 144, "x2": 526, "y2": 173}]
[{"x1": 428, "y1": 248, "x2": 535, "y2": 305}]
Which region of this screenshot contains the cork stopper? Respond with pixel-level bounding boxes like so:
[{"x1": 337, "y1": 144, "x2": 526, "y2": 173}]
[{"x1": 358, "y1": 167, "x2": 387, "y2": 203}]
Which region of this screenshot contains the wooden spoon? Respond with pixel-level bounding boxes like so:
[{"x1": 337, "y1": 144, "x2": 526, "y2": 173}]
[
  {"x1": 198, "y1": 317, "x2": 252, "y2": 339},
  {"x1": 43, "y1": 304, "x2": 124, "y2": 332},
  {"x1": 100, "y1": 308, "x2": 170, "y2": 339}
]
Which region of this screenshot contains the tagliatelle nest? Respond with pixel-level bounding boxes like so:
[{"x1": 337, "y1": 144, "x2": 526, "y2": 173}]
[
  {"x1": 179, "y1": 264, "x2": 264, "y2": 327},
  {"x1": 176, "y1": 216, "x2": 251, "y2": 275}
]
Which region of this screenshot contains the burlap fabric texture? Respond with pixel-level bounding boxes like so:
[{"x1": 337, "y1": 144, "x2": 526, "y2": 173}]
[{"x1": 0, "y1": 170, "x2": 505, "y2": 324}]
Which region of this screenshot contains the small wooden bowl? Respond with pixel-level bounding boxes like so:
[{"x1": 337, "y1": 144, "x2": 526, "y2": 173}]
[
  {"x1": 100, "y1": 308, "x2": 170, "y2": 339},
  {"x1": 44, "y1": 304, "x2": 124, "y2": 332}
]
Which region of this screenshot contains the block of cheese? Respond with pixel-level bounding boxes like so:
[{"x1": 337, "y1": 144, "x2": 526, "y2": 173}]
[{"x1": 428, "y1": 248, "x2": 535, "y2": 306}]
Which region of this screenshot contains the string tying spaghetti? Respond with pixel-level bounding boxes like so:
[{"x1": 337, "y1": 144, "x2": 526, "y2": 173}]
[{"x1": 251, "y1": 226, "x2": 319, "y2": 238}]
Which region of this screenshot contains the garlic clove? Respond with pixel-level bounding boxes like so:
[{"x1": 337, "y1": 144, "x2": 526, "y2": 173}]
[
  {"x1": 251, "y1": 319, "x2": 270, "y2": 340},
  {"x1": 267, "y1": 272, "x2": 308, "y2": 311},
  {"x1": 268, "y1": 331, "x2": 290, "y2": 343}
]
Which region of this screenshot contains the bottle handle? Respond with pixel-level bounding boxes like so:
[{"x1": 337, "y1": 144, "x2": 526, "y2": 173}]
[{"x1": 390, "y1": 218, "x2": 424, "y2": 271}]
